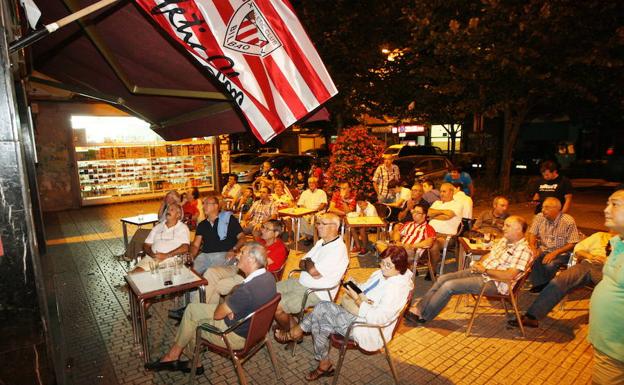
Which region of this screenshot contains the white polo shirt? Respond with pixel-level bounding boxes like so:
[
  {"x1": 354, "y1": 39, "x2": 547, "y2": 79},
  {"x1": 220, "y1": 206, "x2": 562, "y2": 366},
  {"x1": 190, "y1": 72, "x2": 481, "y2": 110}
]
[
  {"x1": 428, "y1": 199, "x2": 463, "y2": 235},
  {"x1": 299, "y1": 236, "x2": 349, "y2": 300},
  {"x1": 145, "y1": 220, "x2": 190, "y2": 254},
  {"x1": 297, "y1": 188, "x2": 328, "y2": 210},
  {"x1": 454, "y1": 191, "x2": 473, "y2": 219},
  {"x1": 393, "y1": 187, "x2": 411, "y2": 207}
]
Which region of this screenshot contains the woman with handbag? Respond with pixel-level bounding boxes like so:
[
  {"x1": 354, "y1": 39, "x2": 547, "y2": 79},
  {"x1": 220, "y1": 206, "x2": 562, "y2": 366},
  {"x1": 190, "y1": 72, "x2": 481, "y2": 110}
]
[{"x1": 275, "y1": 246, "x2": 413, "y2": 381}]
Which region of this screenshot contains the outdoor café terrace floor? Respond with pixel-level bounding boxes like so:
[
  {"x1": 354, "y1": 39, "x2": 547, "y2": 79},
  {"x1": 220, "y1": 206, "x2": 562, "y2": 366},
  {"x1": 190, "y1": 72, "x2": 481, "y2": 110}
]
[{"x1": 40, "y1": 191, "x2": 609, "y2": 385}]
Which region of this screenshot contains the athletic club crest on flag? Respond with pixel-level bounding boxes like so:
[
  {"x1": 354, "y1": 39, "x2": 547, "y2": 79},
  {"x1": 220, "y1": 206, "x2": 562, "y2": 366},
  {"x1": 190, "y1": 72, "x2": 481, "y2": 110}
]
[{"x1": 224, "y1": 2, "x2": 282, "y2": 57}]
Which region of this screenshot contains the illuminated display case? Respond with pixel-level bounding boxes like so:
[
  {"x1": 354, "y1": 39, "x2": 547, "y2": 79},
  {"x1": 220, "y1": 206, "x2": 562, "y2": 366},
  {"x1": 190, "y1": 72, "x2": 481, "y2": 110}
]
[{"x1": 75, "y1": 140, "x2": 216, "y2": 205}]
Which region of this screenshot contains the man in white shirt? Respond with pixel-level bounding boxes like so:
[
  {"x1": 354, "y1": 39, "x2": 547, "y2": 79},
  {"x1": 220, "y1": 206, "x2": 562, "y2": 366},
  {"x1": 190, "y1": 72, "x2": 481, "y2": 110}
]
[
  {"x1": 297, "y1": 177, "x2": 328, "y2": 242},
  {"x1": 274, "y1": 213, "x2": 348, "y2": 332},
  {"x1": 428, "y1": 183, "x2": 463, "y2": 278},
  {"x1": 132, "y1": 203, "x2": 190, "y2": 273},
  {"x1": 221, "y1": 174, "x2": 242, "y2": 204},
  {"x1": 452, "y1": 182, "x2": 473, "y2": 231}
]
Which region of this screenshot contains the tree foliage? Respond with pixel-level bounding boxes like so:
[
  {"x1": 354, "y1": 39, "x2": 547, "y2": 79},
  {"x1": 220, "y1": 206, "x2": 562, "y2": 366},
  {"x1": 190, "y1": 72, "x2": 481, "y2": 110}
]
[{"x1": 325, "y1": 125, "x2": 385, "y2": 198}]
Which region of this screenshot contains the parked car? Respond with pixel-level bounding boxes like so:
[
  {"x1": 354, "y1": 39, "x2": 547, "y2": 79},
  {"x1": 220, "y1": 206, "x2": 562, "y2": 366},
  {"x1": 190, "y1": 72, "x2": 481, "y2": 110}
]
[
  {"x1": 393, "y1": 155, "x2": 454, "y2": 186},
  {"x1": 232, "y1": 153, "x2": 314, "y2": 183},
  {"x1": 230, "y1": 153, "x2": 262, "y2": 182},
  {"x1": 384, "y1": 144, "x2": 446, "y2": 158}
]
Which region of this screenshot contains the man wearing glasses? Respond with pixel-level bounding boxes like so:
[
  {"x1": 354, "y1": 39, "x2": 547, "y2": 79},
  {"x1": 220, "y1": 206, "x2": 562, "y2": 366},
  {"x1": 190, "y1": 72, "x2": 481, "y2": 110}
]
[
  {"x1": 377, "y1": 203, "x2": 436, "y2": 263},
  {"x1": 191, "y1": 194, "x2": 245, "y2": 275},
  {"x1": 273, "y1": 213, "x2": 349, "y2": 333},
  {"x1": 195, "y1": 220, "x2": 288, "y2": 306},
  {"x1": 131, "y1": 203, "x2": 190, "y2": 273}
]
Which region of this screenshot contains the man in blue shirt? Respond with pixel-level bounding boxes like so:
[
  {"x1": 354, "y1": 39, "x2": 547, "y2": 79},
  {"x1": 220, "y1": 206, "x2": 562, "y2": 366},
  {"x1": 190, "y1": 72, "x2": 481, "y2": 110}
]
[{"x1": 443, "y1": 167, "x2": 474, "y2": 196}]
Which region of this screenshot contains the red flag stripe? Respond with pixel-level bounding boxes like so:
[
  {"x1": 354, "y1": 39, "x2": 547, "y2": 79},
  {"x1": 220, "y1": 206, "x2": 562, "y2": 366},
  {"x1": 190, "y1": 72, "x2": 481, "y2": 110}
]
[{"x1": 255, "y1": 0, "x2": 332, "y2": 104}]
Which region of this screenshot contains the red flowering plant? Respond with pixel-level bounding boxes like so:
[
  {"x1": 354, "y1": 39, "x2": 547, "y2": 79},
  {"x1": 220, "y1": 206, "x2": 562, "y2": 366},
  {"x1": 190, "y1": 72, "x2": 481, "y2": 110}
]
[{"x1": 325, "y1": 125, "x2": 385, "y2": 200}]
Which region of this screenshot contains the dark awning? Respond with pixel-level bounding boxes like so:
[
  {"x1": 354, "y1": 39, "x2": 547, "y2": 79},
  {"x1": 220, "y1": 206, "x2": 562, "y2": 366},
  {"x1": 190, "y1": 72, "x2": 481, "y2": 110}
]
[{"x1": 29, "y1": 0, "x2": 250, "y2": 140}]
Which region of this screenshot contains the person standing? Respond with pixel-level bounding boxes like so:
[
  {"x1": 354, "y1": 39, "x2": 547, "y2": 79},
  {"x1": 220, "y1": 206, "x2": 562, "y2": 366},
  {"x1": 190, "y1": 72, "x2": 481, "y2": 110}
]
[
  {"x1": 531, "y1": 160, "x2": 573, "y2": 214},
  {"x1": 588, "y1": 189, "x2": 624, "y2": 385},
  {"x1": 443, "y1": 167, "x2": 474, "y2": 197},
  {"x1": 373, "y1": 155, "x2": 400, "y2": 203}
]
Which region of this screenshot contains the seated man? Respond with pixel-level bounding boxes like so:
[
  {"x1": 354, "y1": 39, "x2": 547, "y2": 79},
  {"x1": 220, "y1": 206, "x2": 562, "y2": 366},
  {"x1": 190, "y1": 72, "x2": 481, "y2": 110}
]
[
  {"x1": 473, "y1": 196, "x2": 510, "y2": 237},
  {"x1": 131, "y1": 203, "x2": 190, "y2": 273},
  {"x1": 509, "y1": 230, "x2": 614, "y2": 328},
  {"x1": 327, "y1": 181, "x2": 357, "y2": 217},
  {"x1": 452, "y1": 182, "x2": 473, "y2": 230},
  {"x1": 297, "y1": 177, "x2": 328, "y2": 243},
  {"x1": 386, "y1": 180, "x2": 411, "y2": 221},
  {"x1": 404, "y1": 216, "x2": 533, "y2": 326},
  {"x1": 528, "y1": 197, "x2": 580, "y2": 293},
  {"x1": 274, "y1": 213, "x2": 349, "y2": 332},
  {"x1": 221, "y1": 174, "x2": 242, "y2": 208},
  {"x1": 241, "y1": 186, "x2": 278, "y2": 235},
  {"x1": 427, "y1": 183, "x2": 463, "y2": 277},
  {"x1": 144, "y1": 242, "x2": 277, "y2": 374},
  {"x1": 191, "y1": 194, "x2": 245, "y2": 275},
  {"x1": 198, "y1": 220, "x2": 289, "y2": 306},
  {"x1": 376, "y1": 204, "x2": 436, "y2": 263},
  {"x1": 422, "y1": 179, "x2": 440, "y2": 205},
  {"x1": 398, "y1": 183, "x2": 431, "y2": 222},
  {"x1": 350, "y1": 194, "x2": 378, "y2": 255}
]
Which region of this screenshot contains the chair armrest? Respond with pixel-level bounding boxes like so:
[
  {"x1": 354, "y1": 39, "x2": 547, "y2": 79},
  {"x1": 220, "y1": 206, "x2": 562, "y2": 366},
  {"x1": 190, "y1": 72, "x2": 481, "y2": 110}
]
[
  {"x1": 197, "y1": 310, "x2": 256, "y2": 336},
  {"x1": 341, "y1": 311, "x2": 403, "y2": 341}
]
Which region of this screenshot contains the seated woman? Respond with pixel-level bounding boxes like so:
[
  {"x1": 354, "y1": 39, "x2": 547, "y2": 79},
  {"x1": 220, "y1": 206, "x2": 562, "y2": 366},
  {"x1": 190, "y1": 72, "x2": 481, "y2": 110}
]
[{"x1": 275, "y1": 246, "x2": 413, "y2": 381}]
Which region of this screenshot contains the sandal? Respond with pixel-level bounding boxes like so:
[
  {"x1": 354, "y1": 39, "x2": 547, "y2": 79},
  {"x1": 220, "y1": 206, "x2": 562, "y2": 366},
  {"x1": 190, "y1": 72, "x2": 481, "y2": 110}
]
[
  {"x1": 274, "y1": 328, "x2": 303, "y2": 344},
  {"x1": 305, "y1": 364, "x2": 335, "y2": 381}
]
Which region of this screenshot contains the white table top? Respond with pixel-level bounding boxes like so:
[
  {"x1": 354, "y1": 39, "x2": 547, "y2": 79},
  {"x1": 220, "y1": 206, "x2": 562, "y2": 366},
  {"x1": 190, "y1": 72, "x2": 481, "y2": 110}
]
[
  {"x1": 126, "y1": 266, "x2": 202, "y2": 295},
  {"x1": 121, "y1": 213, "x2": 159, "y2": 226}
]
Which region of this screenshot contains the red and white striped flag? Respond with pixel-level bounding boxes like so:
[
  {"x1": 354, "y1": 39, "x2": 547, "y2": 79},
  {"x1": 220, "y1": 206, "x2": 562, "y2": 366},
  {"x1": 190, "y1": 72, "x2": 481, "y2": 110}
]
[{"x1": 135, "y1": 0, "x2": 338, "y2": 143}]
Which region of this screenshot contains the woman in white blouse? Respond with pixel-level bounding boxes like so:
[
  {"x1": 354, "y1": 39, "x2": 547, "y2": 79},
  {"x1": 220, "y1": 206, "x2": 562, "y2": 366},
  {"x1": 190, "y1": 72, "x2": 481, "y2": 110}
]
[{"x1": 275, "y1": 246, "x2": 413, "y2": 381}]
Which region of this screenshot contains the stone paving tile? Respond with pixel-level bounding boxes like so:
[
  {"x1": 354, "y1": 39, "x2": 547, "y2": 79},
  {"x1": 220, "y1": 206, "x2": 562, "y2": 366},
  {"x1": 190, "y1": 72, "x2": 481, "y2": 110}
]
[{"x1": 41, "y1": 197, "x2": 603, "y2": 385}]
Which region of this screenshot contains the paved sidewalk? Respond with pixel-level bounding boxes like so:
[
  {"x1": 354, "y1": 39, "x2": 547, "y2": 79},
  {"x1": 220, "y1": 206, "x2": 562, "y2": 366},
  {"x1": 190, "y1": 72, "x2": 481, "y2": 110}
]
[{"x1": 41, "y1": 191, "x2": 609, "y2": 385}]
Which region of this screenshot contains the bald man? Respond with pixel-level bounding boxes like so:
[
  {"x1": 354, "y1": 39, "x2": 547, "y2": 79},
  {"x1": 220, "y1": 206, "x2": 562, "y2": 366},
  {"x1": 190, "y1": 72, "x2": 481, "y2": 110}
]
[
  {"x1": 405, "y1": 216, "x2": 533, "y2": 326},
  {"x1": 527, "y1": 197, "x2": 580, "y2": 293}
]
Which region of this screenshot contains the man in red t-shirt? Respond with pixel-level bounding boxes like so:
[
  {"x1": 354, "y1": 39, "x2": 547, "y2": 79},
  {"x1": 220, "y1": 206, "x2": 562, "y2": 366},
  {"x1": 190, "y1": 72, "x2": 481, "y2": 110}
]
[
  {"x1": 199, "y1": 220, "x2": 288, "y2": 305},
  {"x1": 376, "y1": 204, "x2": 435, "y2": 263}
]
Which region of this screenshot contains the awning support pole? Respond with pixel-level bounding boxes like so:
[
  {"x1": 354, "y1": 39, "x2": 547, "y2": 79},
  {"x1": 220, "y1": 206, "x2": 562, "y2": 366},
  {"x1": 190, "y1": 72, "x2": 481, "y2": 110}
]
[{"x1": 9, "y1": 0, "x2": 120, "y2": 53}]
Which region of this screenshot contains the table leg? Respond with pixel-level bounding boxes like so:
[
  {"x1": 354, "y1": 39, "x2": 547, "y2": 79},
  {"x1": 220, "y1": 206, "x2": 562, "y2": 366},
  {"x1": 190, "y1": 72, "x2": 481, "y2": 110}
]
[
  {"x1": 122, "y1": 222, "x2": 129, "y2": 250},
  {"x1": 139, "y1": 299, "x2": 150, "y2": 363},
  {"x1": 458, "y1": 244, "x2": 467, "y2": 270},
  {"x1": 199, "y1": 285, "x2": 206, "y2": 303},
  {"x1": 345, "y1": 225, "x2": 351, "y2": 252},
  {"x1": 294, "y1": 217, "x2": 301, "y2": 252},
  {"x1": 129, "y1": 290, "x2": 139, "y2": 344}
]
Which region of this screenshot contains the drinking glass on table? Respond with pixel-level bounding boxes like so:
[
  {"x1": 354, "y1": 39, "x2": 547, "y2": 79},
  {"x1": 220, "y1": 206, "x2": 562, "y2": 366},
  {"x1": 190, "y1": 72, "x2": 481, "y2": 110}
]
[{"x1": 182, "y1": 252, "x2": 193, "y2": 268}]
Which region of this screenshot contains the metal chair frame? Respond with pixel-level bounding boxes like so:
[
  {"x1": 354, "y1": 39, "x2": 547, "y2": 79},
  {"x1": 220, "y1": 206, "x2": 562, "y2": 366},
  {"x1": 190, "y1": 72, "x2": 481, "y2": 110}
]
[
  {"x1": 288, "y1": 269, "x2": 342, "y2": 356},
  {"x1": 329, "y1": 290, "x2": 414, "y2": 385},
  {"x1": 189, "y1": 294, "x2": 282, "y2": 385},
  {"x1": 437, "y1": 221, "x2": 464, "y2": 277},
  {"x1": 464, "y1": 266, "x2": 533, "y2": 338}
]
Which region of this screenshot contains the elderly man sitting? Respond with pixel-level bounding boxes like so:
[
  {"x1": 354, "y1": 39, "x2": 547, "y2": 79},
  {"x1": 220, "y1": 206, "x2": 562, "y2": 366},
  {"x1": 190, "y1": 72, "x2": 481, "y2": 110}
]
[
  {"x1": 528, "y1": 197, "x2": 580, "y2": 293},
  {"x1": 273, "y1": 213, "x2": 349, "y2": 334},
  {"x1": 404, "y1": 216, "x2": 533, "y2": 326},
  {"x1": 297, "y1": 177, "x2": 328, "y2": 244},
  {"x1": 427, "y1": 182, "x2": 463, "y2": 278},
  {"x1": 131, "y1": 203, "x2": 190, "y2": 273},
  {"x1": 398, "y1": 183, "x2": 431, "y2": 222},
  {"x1": 510, "y1": 230, "x2": 615, "y2": 328},
  {"x1": 144, "y1": 242, "x2": 276, "y2": 374},
  {"x1": 473, "y1": 196, "x2": 510, "y2": 237},
  {"x1": 240, "y1": 186, "x2": 278, "y2": 236}
]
